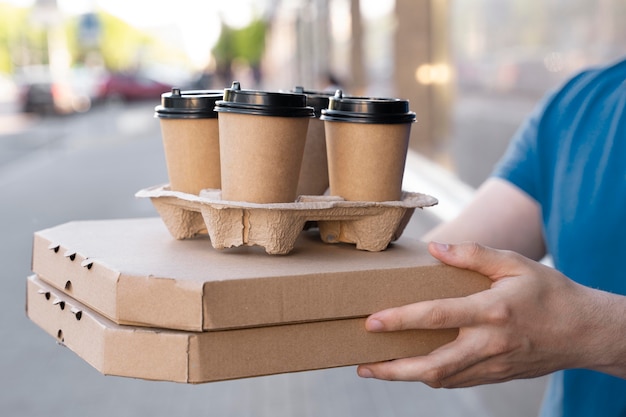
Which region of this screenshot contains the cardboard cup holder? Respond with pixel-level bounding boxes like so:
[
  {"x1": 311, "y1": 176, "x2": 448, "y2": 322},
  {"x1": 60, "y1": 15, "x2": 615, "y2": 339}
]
[{"x1": 136, "y1": 185, "x2": 438, "y2": 255}]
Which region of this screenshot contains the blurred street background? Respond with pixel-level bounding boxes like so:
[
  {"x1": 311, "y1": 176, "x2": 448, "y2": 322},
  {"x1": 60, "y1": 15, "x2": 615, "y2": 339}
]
[{"x1": 1, "y1": 0, "x2": 625, "y2": 416}]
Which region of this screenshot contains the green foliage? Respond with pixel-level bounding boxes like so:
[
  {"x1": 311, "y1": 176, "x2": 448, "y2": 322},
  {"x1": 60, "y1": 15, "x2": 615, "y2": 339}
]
[
  {"x1": 0, "y1": 4, "x2": 33, "y2": 73},
  {"x1": 212, "y1": 24, "x2": 237, "y2": 65},
  {"x1": 0, "y1": 3, "x2": 173, "y2": 74},
  {"x1": 236, "y1": 19, "x2": 267, "y2": 65},
  {"x1": 212, "y1": 18, "x2": 267, "y2": 67},
  {"x1": 96, "y1": 12, "x2": 157, "y2": 72}
]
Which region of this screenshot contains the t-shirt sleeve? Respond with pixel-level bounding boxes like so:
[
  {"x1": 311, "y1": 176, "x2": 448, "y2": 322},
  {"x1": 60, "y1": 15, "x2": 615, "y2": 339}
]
[
  {"x1": 490, "y1": 66, "x2": 600, "y2": 204},
  {"x1": 491, "y1": 102, "x2": 544, "y2": 203}
]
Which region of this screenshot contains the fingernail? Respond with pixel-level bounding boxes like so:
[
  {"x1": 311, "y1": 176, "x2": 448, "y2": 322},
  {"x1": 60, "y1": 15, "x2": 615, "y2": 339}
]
[
  {"x1": 358, "y1": 367, "x2": 374, "y2": 378},
  {"x1": 366, "y1": 318, "x2": 385, "y2": 332},
  {"x1": 431, "y1": 241, "x2": 449, "y2": 252}
]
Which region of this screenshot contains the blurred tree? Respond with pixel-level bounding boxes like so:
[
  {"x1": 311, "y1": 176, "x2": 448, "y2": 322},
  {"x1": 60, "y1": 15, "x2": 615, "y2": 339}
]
[
  {"x1": 234, "y1": 19, "x2": 267, "y2": 68},
  {"x1": 0, "y1": 4, "x2": 26, "y2": 73},
  {"x1": 212, "y1": 18, "x2": 267, "y2": 84},
  {"x1": 0, "y1": 4, "x2": 164, "y2": 74},
  {"x1": 0, "y1": 3, "x2": 46, "y2": 71},
  {"x1": 95, "y1": 12, "x2": 157, "y2": 72},
  {"x1": 213, "y1": 23, "x2": 237, "y2": 83},
  {"x1": 64, "y1": 11, "x2": 188, "y2": 73}
]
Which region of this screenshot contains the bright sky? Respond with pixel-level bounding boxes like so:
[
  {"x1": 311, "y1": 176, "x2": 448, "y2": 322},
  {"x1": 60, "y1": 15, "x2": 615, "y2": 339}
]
[
  {"x1": 6, "y1": 0, "x2": 266, "y2": 69},
  {"x1": 7, "y1": 0, "x2": 262, "y2": 27},
  {"x1": 5, "y1": 0, "x2": 395, "y2": 69}
]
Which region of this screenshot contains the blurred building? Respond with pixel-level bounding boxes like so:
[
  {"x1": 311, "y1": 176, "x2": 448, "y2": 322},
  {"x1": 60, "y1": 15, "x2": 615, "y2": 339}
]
[
  {"x1": 261, "y1": 0, "x2": 626, "y2": 171},
  {"x1": 262, "y1": 0, "x2": 450, "y2": 158}
]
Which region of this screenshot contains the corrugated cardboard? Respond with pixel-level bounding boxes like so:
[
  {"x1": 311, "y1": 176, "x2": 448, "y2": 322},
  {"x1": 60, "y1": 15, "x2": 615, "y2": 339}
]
[
  {"x1": 27, "y1": 275, "x2": 458, "y2": 383},
  {"x1": 31, "y1": 217, "x2": 491, "y2": 332}
]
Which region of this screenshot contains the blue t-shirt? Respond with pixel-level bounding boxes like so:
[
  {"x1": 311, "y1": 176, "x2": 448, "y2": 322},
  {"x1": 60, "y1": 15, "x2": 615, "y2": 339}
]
[{"x1": 493, "y1": 58, "x2": 626, "y2": 417}]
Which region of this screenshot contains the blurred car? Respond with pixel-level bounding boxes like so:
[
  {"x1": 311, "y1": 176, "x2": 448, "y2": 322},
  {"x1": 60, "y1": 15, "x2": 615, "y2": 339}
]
[
  {"x1": 96, "y1": 72, "x2": 172, "y2": 102},
  {"x1": 16, "y1": 65, "x2": 98, "y2": 115}
]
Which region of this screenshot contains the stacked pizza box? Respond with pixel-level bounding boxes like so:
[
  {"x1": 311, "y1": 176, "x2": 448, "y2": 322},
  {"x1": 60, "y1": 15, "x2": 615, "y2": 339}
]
[{"x1": 26, "y1": 215, "x2": 489, "y2": 383}]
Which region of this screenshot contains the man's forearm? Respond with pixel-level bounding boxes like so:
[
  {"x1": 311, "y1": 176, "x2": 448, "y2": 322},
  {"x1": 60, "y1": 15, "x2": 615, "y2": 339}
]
[
  {"x1": 423, "y1": 177, "x2": 546, "y2": 261},
  {"x1": 579, "y1": 287, "x2": 626, "y2": 378}
]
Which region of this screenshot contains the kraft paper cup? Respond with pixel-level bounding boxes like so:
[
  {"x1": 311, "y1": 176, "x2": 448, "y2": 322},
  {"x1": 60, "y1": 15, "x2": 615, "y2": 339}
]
[
  {"x1": 291, "y1": 87, "x2": 334, "y2": 196},
  {"x1": 215, "y1": 82, "x2": 314, "y2": 204},
  {"x1": 155, "y1": 88, "x2": 223, "y2": 195},
  {"x1": 321, "y1": 90, "x2": 416, "y2": 202},
  {"x1": 297, "y1": 117, "x2": 328, "y2": 196}
]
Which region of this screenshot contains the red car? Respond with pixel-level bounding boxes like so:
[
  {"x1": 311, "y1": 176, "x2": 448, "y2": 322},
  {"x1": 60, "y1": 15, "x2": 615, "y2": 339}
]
[{"x1": 97, "y1": 72, "x2": 172, "y2": 102}]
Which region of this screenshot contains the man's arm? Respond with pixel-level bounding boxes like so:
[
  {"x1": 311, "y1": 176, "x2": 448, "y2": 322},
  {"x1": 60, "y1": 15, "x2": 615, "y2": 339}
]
[
  {"x1": 356, "y1": 176, "x2": 626, "y2": 385},
  {"x1": 423, "y1": 177, "x2": 546, "y2": 261},
  {"x1": 357, "y1": 242, "x2": 626, "y2": 385}
]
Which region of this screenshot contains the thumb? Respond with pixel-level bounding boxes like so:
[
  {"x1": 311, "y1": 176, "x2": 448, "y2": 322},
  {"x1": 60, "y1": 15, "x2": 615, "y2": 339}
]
[{"x1": 428, "y1": 241, "x2": 524, "y2": 281}]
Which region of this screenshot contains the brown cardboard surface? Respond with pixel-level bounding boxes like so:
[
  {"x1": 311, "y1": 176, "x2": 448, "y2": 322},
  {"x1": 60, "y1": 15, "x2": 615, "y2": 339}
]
[
  {"x1": 27, "y1": 275, "x2": 458, "y2": 383},
  {"x1": 31, "y1": 217, "x2": 491, "y2": 332},
  {"x1": 136, "y1": 185, "x2": 438, "y2": 254}
]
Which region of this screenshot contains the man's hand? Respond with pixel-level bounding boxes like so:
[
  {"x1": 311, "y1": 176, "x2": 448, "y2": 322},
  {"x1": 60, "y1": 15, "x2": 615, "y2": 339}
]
[{"x1": 357, "y1": 241, "x2": 620, "y2": 387}]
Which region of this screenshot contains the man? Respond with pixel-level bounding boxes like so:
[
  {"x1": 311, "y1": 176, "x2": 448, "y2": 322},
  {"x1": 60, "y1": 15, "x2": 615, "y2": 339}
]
[{"x1": 357, "y1": 58, "x2": 626, "y2": 416}]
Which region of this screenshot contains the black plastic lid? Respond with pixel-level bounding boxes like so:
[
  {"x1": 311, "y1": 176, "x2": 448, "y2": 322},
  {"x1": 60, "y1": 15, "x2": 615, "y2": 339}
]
[
  {"x1": 214, "y1": 81, "x2": 314, "y2": 118},
  {"x1": 155, "y1": 88, "x2": 223, "y2": 119},
  {"x1": 291, "y1": 86, "x2": 335, "y2": 117},
  {"x1": 320, "y1": 90, "x2": 416, "y2": 124}
]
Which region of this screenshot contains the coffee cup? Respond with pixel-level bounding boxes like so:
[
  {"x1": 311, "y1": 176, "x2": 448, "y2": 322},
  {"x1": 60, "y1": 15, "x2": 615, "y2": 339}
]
[
  {"x1": 291, "y1": 86, "x2": 334, "y2": 196},
  {"x1": 214, "y1": 81, "x2": 314, "y2": 203},
  {"x1": 320, "y1": 90, "x2": 416, "y2": 202},
  {"x1": 155, "y1": 88, "x2": 222, "y2": 195}
]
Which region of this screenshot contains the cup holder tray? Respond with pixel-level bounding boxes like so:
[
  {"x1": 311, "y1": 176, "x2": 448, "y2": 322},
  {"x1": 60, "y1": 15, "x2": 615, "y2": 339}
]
[{"x1": 136, "y1": 185, "x2": 438, "y2": 255}]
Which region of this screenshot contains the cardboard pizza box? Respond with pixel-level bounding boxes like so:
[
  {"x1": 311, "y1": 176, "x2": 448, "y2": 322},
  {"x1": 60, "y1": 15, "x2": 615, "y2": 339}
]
[
  {"x1": 26, "y1": 275, "x2": 458, "y2": 383},
  {"x1": 31, "y1": 217, "x2": 490, "y2": 332}
]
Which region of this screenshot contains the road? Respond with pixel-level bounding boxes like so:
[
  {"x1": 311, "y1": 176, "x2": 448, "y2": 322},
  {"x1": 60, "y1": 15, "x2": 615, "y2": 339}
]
[{"x1": 0, "y1": 98, "x2": 546, "y2": 416}]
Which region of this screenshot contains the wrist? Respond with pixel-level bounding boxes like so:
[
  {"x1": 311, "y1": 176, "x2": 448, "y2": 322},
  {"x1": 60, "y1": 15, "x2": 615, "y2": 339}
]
[{"x1": 575, "y1": 286, "x2": 626, "y2": 377}]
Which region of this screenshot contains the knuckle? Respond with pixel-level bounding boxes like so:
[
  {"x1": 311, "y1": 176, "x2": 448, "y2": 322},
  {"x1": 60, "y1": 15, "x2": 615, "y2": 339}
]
[
  {"x1": 464, "y1": 241, "x2": 484, "y2": 257},
  {"x1": 500, "y1": 248, "x2": 527, "y2": 267},
  {"x1": 488, "y1": 341, "x2": 511, "y2": 357},
  {"x1": 427, "y1": 305, "x2": 450, "y2": 328},
  {"x1": 481, "y1": 359, "x2": 514, "y2": 379},
  {"x1": 484, "y1": 333, "x2": 516, "y2": 357},
  {"x1": 484, "y1": 301, "x2": 512, "y2": 326},
  {"x1": 489, "y1": 361, "x2": 513, "y2": 376},
  {"x1": 395, "y1": 314, "x2": 411, "y2": 331},
  {"x1": 422, "y1": 366, "x2": 448, "y2": 386}
]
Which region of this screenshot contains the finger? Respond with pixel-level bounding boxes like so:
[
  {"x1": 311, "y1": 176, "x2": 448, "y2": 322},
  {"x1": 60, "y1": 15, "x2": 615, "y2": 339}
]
[
  {"x1": 365, "y1": 295, "x2": 483, "y2": 332},
  {"x1": 357, "y1": 356, "x2": 440, "y2": 384},
  {"x1": 428, "y1": 241, "x2": 526, "y2": 281},
  {"x1": 435, "y1": 356, "x2": 537, "y2": 388},
  {"x1": 357, "y1": 335, "x2": 486, "y2": 384}
]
